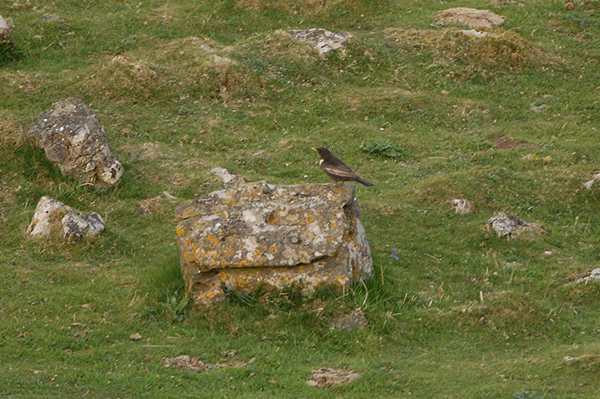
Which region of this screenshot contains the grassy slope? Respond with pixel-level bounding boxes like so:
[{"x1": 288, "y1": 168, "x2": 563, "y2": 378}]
[{"x1": 2, "y1": 0, "x2": 600, "y2": 397}]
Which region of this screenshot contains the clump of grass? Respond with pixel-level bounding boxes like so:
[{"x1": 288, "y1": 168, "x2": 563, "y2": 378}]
[
  {"x1": 235, "y1": 0, "x2": 373, "y2": 17},
  {"x1": 360, "y1": 140, "x2": 405, "y2": 159},
  {"x1": 386, "y1": 27, "x2": 548, "y2": 77}
]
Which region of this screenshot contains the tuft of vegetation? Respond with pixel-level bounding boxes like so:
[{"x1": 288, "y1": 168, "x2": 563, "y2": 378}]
[{"x1": 360, "y1": 140, "x2": 405, "y2": 159}]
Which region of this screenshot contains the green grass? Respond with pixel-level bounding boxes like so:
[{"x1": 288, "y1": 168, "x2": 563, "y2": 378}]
[{"x1": 2, "y1": 0, "x2": 600, "y2": 397}]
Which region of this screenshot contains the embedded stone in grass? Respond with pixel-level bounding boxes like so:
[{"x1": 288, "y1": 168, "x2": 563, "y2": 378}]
[
  {"x1": 28, "y1": 98, "x2": 124, "y2": 187},
  {"x1": 287, "y1": 28, "x2": 352, "y2": 54},
  {"x1": 307, "y1": 368, "x2": 361, "y2": 388},
  {"x1": 452, "y1": 199, "x2": 473, "y2": 214},
  {"x1": 175, "y1": 181, "x2": 373, "y2": 306},
  {"x1": 164, "y1": 354, "x2": 256, "y2": 372},
  {"x1": 0, "y1": 15, "x2": 15, "y2": 51},
  {"x1": 27, "y1": 196, "x2": 105, "y2": 241},
  {"x1": 210, "y1": 167, "x2": 236, "y2": 184},
  {"x1": 585, "y1": 269, "x2": 600, "y2": 282},
  {"x1": 42, "y1": 13, "x2": 68, "y2": 27},
  {"x1": 130, "y1": 333, "x2": 143, "y2": 341},
  {"x1": 436, "y1": 8, "x2": 505, "y2": 28},
  {"x1": 488, "y1": 212, "x2": 544, "y2": 240},
  {"x1": 328, "y1": 309, "x2": 367, "y2": 330}
]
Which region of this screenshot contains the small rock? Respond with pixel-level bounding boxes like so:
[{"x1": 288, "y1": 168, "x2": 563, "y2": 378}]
[
  {"x1": 329, "y1": 309, "x2": 367, "y2": 330},
  {"x1": 436, "y1": 7, "x2": 505, "y2": 28},
  {"x1": 488, "y1": 212, "x2": 544, "y2": 240},
  {"x1": 0, "y1": 14, "x2": 16, "y2": 50},
  {"x1": 585, "y1": 269, "x2": 600, "y2": 282},
  {"x1": 452, "y1": 199, "x2": 473, "y2": 214},
  {"x1": 27, "y1": 196, "x2": 105, "y2": 241},
  {"x1": 210, "y1": 167, "x2": 235, "y2": 184},
  {"x1": 130, "y1": 333, "x2": 143, "y2": 341},
  {"x1": 529, "y1": 104, "x2": 548, "y2": 113},
  {"x1": 287, "y1": 28, "x2": 352, "y2": 54},
  {"x1": 461, "y1": 29, "x2": 489, "y2": 38},
  {"x1": 42, "y1": 13, "x2": 68, "y2": 27},
  {"x1": 307, "y1": 368, "x2": 361, "y2": 388},
  {"x1": 165, "y1": 355, "x2": 206, "y2": 372}
]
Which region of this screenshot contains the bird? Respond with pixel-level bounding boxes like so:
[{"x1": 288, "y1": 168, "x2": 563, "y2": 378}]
[{"x1": 312, "y1": 147, "x2": 374, "y2": 187}]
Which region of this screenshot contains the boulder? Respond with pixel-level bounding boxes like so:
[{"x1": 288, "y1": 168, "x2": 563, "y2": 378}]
[
  {"x1": 27, "y1": 196, "x2": 105, "y2": 240},
  {"x1": 28, "y1": 98, "x2": 124, "y2": 186},
  {"x1": 0, "y1": 15, "x2": 15, "y2": 50},
  {"x1": 175, "y1": 182, "x2": 373, "y2": 306},
  {"x1": 287, "y1": 29, "x2": 351, "y2": 55},
  {"x1": 436, "y1": 8, "x2": 505, "y2": 28}
]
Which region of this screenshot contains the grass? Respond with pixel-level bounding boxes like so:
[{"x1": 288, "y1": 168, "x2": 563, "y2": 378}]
[{"x1": 2, "y1": 0, "x2": 600, "y2": 397}]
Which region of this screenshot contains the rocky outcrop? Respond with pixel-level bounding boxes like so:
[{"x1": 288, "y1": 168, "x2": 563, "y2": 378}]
[
  {"x1": 175, "y1": 182, "x2": 373, "y2": 306},
  {"x1": 28, "y1": 98, "x2": 124, "y2": 187},
  {"x1": 27, "y1": 196, "x2": 105, "y2": 240}
]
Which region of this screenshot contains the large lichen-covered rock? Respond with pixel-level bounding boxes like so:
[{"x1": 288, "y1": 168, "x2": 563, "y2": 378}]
[
  {"x1": 175, "y1": 182, "x2": 373, "y2": 306},
  {"x1": 28, "y1": 98, "x2": 124, "y2": 186}
]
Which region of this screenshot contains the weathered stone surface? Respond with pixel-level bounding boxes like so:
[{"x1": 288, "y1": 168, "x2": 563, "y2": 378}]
[
  {"x1": 328, "y1": 309, "x2": 367, "y2": 330},
  {"x1": 42, "y1": 13, "x2": 68, "y2": 27},
  {"x1": 175, "y1": 182, "x2": 373, "y2": 306},
  {"x1": 210, "y1": 167, "x2": 236, "y2": 184},
  {"x1": 585, "y1": 269, "x2": 600, "y2": 282},
  {"x1": 436, "y1": 8, "x2": 505, "y2": 28},
  {"x1": 27, "y1": 196, "x2": 105, "y2": 240},
  {"x1": 164, "y1": 354, "x2": 255, "y2": 372},
  {"x1": 287, "y1": 29, "x2": 351, "y2": 54},
  {"x1": 307, "y1": 368, "x2": 361, "y2": 388},
  {"x1": 28, "y1": 98, "x2": 124, "y2": 186},
  {"x1": 0, "y1": 15, "x2": 15, "y2": 50},
  {"x1": 452, "y1": 199, "x2": 473, "y2": 214},
  {"x1": 488, "y1": 212, "x2": 543, "y2": 240}
]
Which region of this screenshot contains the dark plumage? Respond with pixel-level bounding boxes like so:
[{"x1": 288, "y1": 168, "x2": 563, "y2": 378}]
[{"x1": 312, "y1": 147, "x2": 374, "y2": 187}]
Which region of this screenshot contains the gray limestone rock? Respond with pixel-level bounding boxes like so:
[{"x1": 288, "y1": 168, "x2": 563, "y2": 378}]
[
  {"x1": 28, "y1": 98, "x2": 124, "y2": 187},
  {"x1": 287, "y1": 28, "x2": 351, "y2": 55},
  {"x1": 0, "y1": 15, "x2": 15, "y2": 50},
  {"x1": 27, "y1": 196, "x2": 105, "y2": 241},
  {"x1": 175, "y1": 182, "x2": 373, "y2": 306},
  {"x1": 488, "y1": 212, "x2": 544, "y2": 240}
]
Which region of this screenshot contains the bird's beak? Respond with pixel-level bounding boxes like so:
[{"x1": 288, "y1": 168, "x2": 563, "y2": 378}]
[{"x1": 311, "y1": 147, "x2": 318, "y2": 152}]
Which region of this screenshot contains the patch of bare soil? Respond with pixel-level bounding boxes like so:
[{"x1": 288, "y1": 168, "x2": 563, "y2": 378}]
[{"x1": 494, "y1": 137, "x2": 541, "y2": 150}]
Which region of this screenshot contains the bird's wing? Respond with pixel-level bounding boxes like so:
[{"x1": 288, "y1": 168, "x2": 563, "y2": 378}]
[{"x1": 321, "y1": 162, "x2": 358, "y2": 179}]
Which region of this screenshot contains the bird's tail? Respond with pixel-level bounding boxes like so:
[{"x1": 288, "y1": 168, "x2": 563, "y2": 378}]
[{"x1": 357, "y1": 178, "x2": 374, "y2": 187}]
